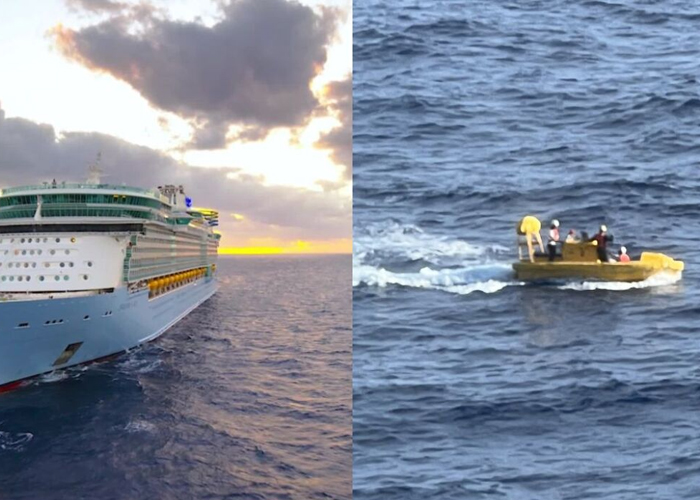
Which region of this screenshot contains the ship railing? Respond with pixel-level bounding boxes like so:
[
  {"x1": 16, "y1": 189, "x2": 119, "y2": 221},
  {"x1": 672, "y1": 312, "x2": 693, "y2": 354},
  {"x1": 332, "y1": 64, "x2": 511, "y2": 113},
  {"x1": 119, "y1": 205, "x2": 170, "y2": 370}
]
[{"x1": 0, "y1": 184, "x2": 161, "y2": 198}]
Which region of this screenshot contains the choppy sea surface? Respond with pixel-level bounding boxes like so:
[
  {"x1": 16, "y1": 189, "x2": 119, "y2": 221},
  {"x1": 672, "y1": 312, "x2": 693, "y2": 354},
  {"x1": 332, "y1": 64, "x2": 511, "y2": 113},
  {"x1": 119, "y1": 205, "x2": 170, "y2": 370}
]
[
  {"x1": 0, "y1": 256, "x2": 351, "y2": 500},
  {"x1": 353, "y1": 1, "x2": 700, "y2": 498}
]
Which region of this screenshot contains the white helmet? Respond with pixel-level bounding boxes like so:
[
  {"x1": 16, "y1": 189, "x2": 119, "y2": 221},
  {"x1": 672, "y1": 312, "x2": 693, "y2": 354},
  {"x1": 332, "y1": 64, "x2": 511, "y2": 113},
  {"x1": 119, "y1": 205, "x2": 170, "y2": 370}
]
[
  {"x1": 552, "y1": 219, "x2": 560, "y2": 228},
  {"x1": 620, "y1": 246, "x2": 627, "y2": 254},
  {"x1": 600, "y1": 224, "x2": 607, "y2": 232}
]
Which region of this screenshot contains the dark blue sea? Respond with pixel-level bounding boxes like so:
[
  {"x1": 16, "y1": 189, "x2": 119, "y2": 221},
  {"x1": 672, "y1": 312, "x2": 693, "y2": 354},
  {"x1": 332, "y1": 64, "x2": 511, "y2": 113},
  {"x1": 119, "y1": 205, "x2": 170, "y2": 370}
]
[
  {"x1": 353, "y1": 1, "x2": 700, "y2": 498},
  {"x1": 0, "y1": 256, "x2": 351, "y2": 500}
]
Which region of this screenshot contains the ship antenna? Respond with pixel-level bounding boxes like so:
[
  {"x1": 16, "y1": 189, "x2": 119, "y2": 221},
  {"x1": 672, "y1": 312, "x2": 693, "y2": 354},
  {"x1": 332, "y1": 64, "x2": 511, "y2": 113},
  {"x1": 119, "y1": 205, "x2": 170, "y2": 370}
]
[{"x1": 87, "y1": 152, "x2": 103, "y2": 185}]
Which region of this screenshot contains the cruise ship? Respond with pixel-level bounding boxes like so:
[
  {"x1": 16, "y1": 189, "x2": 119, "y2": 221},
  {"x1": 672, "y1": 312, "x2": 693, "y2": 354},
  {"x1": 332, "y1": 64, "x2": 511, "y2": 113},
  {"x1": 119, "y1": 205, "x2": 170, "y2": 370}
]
[{"x1": 0, "y1": 170, "x2": 220, "y2": 391}]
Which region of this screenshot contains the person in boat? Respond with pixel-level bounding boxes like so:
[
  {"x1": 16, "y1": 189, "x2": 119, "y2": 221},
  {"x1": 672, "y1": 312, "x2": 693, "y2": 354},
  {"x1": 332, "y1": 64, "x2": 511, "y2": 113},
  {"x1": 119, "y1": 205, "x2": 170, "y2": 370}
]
[
  {"x1": 516, "y1": 215, "x2": 544, "y2": 263},
  {"x1": 590, "y1": 224, "x2": 613, "y2": 262},
  {"x1": 565, "y1": 229, "x2": 577, "y2": 243},
  {"x1": 618, "y1": 246, "x2": 630, "y2": 262},
  {"x1": 548, "y1": 219, "x2": 560, "y2": 261}
]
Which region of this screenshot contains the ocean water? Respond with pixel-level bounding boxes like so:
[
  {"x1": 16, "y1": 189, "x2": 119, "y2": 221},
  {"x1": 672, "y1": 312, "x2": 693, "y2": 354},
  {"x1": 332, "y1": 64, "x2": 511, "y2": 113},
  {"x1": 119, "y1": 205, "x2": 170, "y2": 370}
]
[
  {"x1": 353, "y1": 1, "x2": 700, "y2": 498},
  {"x1": 0, "y1": 255, "x2": 351, "y2": 500}
]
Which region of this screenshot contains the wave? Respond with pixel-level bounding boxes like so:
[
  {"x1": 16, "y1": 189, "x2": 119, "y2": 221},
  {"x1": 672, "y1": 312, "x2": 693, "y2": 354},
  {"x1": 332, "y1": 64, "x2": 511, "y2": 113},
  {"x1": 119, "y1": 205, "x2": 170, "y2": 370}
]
[
  {"x1": 557, "y1": 271, "x2": 682, "y2": 291},
  {"x1": 125, "y1": 420, "x2": 157, "y2": 433},
  {"x1": 354, "y1": 222, "x2": 508, "y2": 267},
  {"x1": 354, "y1": 224, "x2": 517, "y2": 295},
  {"x1": 354, "y1": 262, "x2": 518, "y2": 295},
  {"x1": 0, "y1": 431, "x2": 33, "y2": 451}
]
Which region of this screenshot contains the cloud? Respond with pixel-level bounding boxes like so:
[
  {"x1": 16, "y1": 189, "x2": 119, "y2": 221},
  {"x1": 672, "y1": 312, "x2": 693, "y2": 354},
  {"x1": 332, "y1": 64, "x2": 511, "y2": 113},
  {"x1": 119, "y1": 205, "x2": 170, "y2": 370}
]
[
  {"x1": 53, "y1": 0, "x2": 341, "y2": 149},
  {"x1": 65, "y1": 0, "x2": 128, "y2": 14},
  {"x1": 316, "y1": 77, "x2": 352, "y2": 180},
  {"x1": 0, "y1": 107, "x2": 350, "y2": 243}
]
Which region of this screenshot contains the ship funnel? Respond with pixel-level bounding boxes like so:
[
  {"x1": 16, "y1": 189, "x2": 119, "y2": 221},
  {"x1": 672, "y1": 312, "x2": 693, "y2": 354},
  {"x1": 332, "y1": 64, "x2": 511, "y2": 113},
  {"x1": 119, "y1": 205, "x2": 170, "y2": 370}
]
[{"x1": 86, "y1": 153, "x2": 103, "y2": 185}]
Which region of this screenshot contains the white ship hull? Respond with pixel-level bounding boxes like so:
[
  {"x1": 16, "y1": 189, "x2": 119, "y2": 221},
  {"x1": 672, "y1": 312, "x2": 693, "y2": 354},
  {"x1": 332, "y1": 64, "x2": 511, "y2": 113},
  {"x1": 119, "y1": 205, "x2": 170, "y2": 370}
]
[{"x1": 0, "y1": 276, "x2": 217, "y2": 390}]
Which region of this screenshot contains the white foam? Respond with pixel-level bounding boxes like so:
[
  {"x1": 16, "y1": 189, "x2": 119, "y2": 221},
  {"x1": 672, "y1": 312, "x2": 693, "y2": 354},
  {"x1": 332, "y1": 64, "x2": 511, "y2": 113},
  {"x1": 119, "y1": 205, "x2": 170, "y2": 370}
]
[
  {"x1": 354, "y1": 222, "x2": 508, "y2": 266},
  {"x1": 37, "y1": 371, "x2": 70, "y2": 384},
  {"x1": 354, "y1": 223, "x2": 518, "y2": 295},
  {"x1": 0, "y1": 431, "x2": 33, "y2": 451},
  {"x1": 353, "y1": 263, "x2": 519, "y2": 295},
  {"x1": 558, "y1": 271, "x2": 682, "y2": 291},
  {"x1": 118, "y1": 356, "x2": 162, "y2": 374},
  {"x1": 125, "y1": 420, "x2": 156, "y2": 433}
]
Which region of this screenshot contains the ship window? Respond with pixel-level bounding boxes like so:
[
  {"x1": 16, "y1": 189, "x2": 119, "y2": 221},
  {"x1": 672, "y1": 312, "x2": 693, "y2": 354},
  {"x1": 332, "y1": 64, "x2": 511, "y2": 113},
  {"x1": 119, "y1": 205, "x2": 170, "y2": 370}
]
[
  {"x1": 16, "y1": 322, "x2": 29, "y2": 328},
  {"x1": 1, "y1": 277, "x2": 5, "y2": 282},
  {"x1": 83, "y1": 275, "x2": 88, "y2": 280},
  {"x1": 69, "y1": 262, "x2": 74, "y2": 268},
  {"x1": 22, "y1": 250, "x2": 26, "y2": 255},
  {"x1": 28, "y1": 238, "x2": 32, "y2": 243},
  {"x1": 71, "y1": 238, "x2": 77, "y2": 243},
  {"x1": 26, "y1": 276, "x2": 31, "y2": 281},
  {"x1": 30, "y1": 250, "x2": 34, "y2": 255},
  {"x1": 63, "y1": 275, "x2": 69, "y2": 281},
  {"x1": 23, "y1": 263, "x2": 28, "y2": 268},
  {"x1": 87, "y1": 261, "x2": 93, "y2": 267},
  {"x1": 50, "y1": 250, "x2": 55, "y2": 255},
  {"x1": 54, "y1": 276, "x2": 60, "y2": 281},
  {"x1": 7, "y1": 263, "x2": 11, "y2": 268},
  {"x1": 60, "y1": 262, "x2": 65, "y2": 268},
  {"x1": 20, "y1": 238, "x2": 25, "y2": 243},
  {"x1": 39, "y1": 276, "x2": 44, "y2": 281},
  {"x1": 32, "y1": 263, "x2": 36, "y2": 268},
  {"x1": 65, "y1": 250, "x2": 70, "y2": 255},
  {"x1": 9, "y1": 276, "x2": 14, "y2": 281},
  {"x1": 43, "y1": 238, "x2": 47, "y2": 243},
  {"x1": 17, "y1": 276, "x2": 22, "y2": 282},
  {"x1": 55, "y1": 238, "x2": 60, "y2": 243}
]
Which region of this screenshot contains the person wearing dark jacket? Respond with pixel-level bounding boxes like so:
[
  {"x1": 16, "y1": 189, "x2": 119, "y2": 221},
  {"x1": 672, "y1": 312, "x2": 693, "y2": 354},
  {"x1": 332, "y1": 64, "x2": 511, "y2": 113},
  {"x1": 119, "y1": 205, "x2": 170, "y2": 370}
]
[
  {"x1": 590, "y1": 224, "x2": 613, "y2": 262},
  {"x1": 547, "y1": 219, "x2": 560, "y2": 261}
]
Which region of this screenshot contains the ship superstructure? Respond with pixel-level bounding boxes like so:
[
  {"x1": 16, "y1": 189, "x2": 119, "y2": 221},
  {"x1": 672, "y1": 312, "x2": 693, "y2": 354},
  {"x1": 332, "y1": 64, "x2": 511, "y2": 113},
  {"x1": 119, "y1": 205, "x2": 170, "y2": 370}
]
[{"x1": 0, "y1": 174, "x2": 220, "y2": 390}]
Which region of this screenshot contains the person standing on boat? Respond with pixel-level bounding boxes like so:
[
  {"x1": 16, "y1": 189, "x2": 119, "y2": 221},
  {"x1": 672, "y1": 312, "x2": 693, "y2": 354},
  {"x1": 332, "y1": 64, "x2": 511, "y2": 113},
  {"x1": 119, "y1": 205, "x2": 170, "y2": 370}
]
[
  {"x1": 590, "y1": 224, "x2": 613, "y2": 262},
  {"x1": 517, "y1": 215, "x2": 544, "y2": 263},
  {"x1": 548, "y1": 219, "x2": 560, "y2": 261}
]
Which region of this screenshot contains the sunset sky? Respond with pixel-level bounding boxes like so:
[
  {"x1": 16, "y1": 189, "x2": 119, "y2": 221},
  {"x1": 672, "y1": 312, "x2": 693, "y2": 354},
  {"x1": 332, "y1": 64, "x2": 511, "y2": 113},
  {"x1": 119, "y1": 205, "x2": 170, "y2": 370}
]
[{"x1": 0, "y1": 0, "x2": 351, "y2": 254}]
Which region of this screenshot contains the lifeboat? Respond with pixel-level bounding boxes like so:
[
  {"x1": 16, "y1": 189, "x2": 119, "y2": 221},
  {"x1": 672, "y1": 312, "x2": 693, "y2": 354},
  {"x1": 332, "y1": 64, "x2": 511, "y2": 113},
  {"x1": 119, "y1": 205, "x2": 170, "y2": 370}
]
[{"x1": 513, "y1": 237, "x2": 684, "y2": 282}]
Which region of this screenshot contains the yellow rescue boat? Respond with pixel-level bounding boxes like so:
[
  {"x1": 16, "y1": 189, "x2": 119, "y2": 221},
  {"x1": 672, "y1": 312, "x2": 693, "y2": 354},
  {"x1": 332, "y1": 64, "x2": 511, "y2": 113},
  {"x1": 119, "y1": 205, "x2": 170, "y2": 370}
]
[{"x1": 513, "y1": 240, "x2": 684, "y2": 282}]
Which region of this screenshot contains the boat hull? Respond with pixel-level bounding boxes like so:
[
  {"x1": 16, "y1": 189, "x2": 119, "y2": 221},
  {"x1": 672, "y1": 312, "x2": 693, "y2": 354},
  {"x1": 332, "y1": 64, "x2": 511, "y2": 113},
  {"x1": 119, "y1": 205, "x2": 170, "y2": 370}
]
[
  {"x1": 0, "y1": 277, "x2": 217, "y2": 389},
  {"x1": 513, "y1": 262, "x2": 680, "y2": 282}
]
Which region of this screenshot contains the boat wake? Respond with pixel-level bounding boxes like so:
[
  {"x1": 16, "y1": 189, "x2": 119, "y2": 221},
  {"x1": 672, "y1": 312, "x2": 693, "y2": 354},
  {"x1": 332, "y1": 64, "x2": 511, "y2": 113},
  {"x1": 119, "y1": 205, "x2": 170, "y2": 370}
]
[
  {"x1": 354, "y1": 223, "x2": 519, "y2": 296},
  {"x1": 354, "y1": 222, "x2": 503, "y2": 265},
  {"x1": 354, "y1": 262, "x2": 519, "y2": 295},
  {"x1": 557, "y1": 271, "x2": 682, "y2": 291}
]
